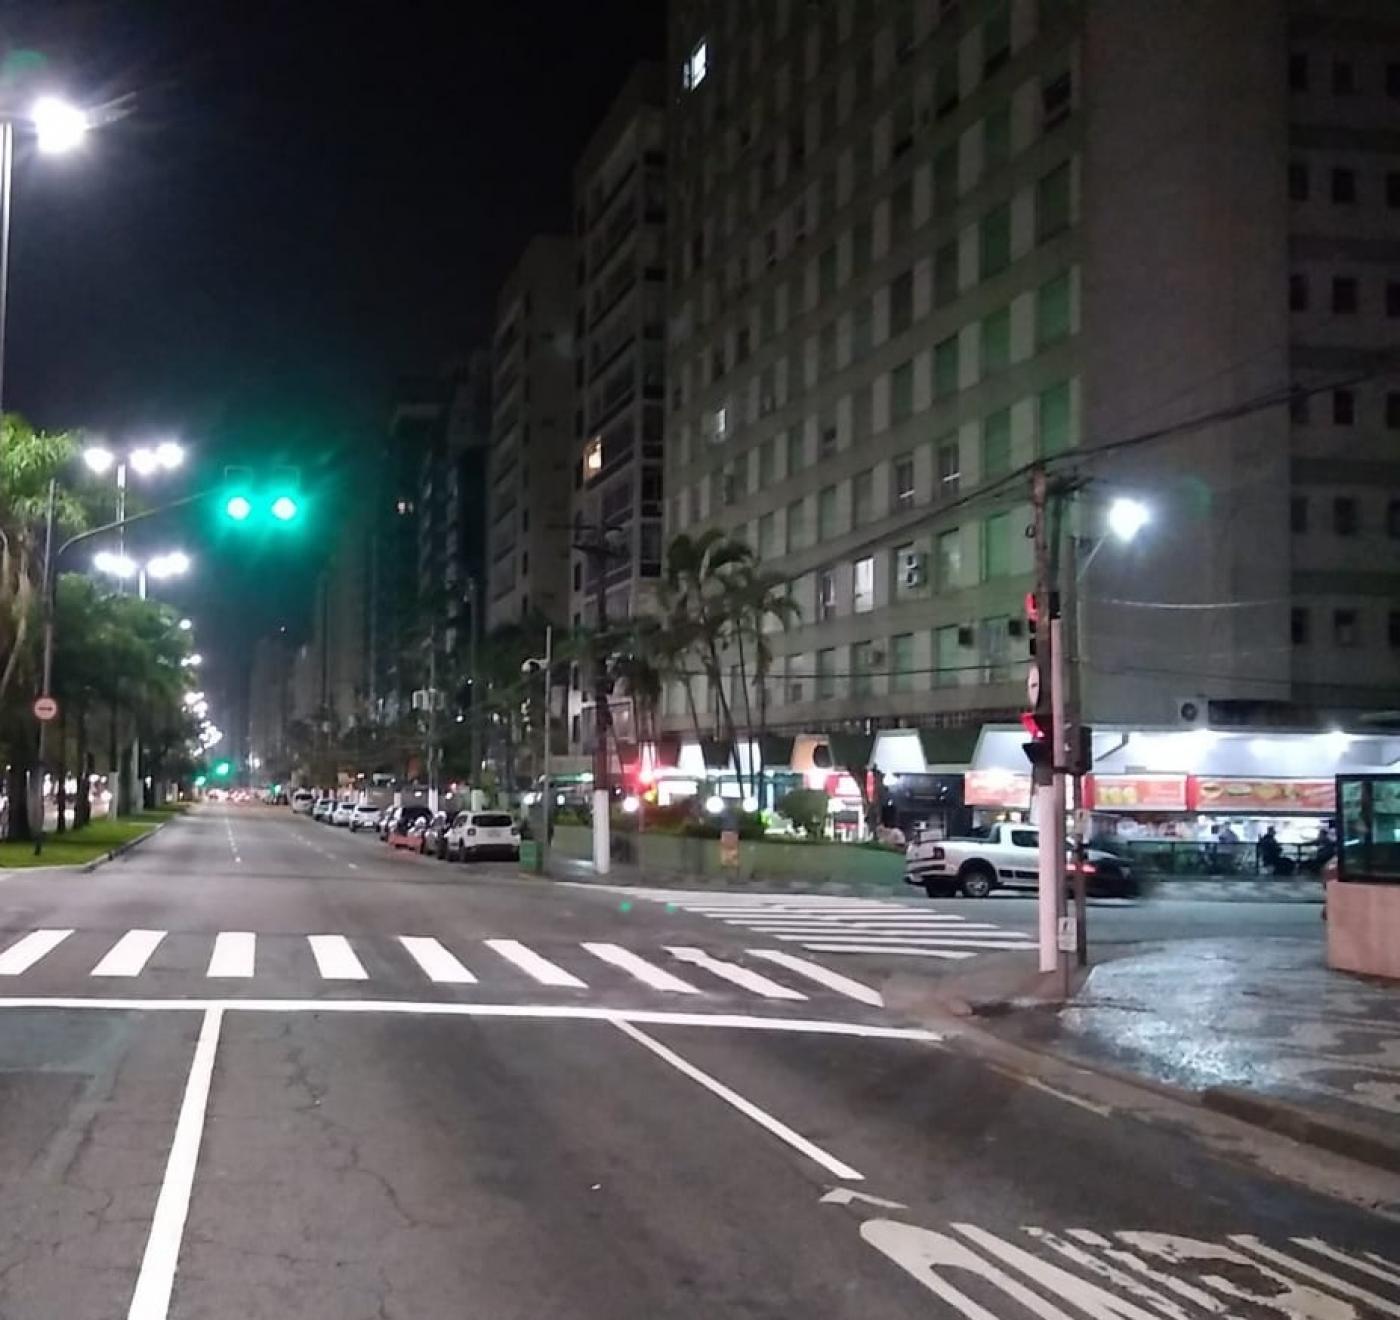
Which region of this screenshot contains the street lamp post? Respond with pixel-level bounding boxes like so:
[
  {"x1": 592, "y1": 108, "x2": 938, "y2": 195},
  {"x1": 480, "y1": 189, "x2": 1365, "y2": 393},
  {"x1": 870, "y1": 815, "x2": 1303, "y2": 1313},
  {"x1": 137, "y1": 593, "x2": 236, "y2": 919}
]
[{"x1": 0, "y1": 97, "x2": 91, "y2": 412}]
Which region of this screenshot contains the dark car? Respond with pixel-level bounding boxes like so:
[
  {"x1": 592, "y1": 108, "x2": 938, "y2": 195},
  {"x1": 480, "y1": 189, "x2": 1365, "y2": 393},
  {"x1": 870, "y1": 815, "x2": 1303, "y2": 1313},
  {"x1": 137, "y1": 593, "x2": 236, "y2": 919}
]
[
  {"x1": 420, "y1": 810, "x2": 454, "y2": 859},
  {"x1": 385, "y1": 805, "x2": 433, "y2": 850}
]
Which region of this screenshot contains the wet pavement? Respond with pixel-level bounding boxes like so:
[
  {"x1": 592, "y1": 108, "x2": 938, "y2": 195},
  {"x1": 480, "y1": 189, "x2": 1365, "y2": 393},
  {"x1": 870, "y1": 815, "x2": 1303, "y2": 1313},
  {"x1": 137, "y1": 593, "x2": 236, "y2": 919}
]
[{"x1": 1001, "y1": 937, "x2": 1399, "y2": 1151}]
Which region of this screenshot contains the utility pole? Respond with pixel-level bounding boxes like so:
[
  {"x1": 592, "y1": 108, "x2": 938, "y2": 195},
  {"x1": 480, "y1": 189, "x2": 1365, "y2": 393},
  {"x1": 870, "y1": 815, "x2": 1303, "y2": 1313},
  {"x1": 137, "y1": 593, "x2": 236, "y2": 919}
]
[
  {"x1": 465, "y1": 576, "x2": 481, "y2": 809},
  {"x1": 540, "y1": 624, "x2": 553, "y2": 871},
  {"x1": 426, "y1": 627, "x2": 439, "y2": 812},
  {"x1": 1030, "y1": 465, "x2": 1065, "y2": 977}
]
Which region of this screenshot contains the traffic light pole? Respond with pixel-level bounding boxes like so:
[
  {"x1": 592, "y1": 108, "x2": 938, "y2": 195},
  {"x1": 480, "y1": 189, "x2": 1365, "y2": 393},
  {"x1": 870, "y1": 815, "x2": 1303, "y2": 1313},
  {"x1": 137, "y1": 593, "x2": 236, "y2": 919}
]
[{"x1": 1030, "y1": 466, "x2": 1065, "y2": 977}]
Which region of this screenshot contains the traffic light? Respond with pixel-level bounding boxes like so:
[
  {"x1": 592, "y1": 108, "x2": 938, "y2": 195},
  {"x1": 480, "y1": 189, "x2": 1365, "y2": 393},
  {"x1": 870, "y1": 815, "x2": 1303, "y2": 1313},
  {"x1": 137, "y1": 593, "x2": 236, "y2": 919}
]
[
  {"x1": 221, "y1": 466, "x2": 302, "y2": 524},
  {"x1": 1021, "y1": 709, "x2": 1054, "y2": 774},
  {"x1": 1024, "y1": 590, "x2": 1061, "y2": 658},
  {"x1": 212, "y1": 759, "x2": 232, "y2": 778}
]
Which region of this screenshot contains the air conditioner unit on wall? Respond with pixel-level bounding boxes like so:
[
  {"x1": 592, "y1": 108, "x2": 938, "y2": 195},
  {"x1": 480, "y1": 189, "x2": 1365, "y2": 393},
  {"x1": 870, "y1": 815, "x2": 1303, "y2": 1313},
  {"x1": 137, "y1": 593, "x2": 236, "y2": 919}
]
[
  {"x1": 1176, "y1": 697, "x2": 1208, "y2": 728},
  {"x1": 900, "y1": 551, "x2": 927, "y2": 588}
]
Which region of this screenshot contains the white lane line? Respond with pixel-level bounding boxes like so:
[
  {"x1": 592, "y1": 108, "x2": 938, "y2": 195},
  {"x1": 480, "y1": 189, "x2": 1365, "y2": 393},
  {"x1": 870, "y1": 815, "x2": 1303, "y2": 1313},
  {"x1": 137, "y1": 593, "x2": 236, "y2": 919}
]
[
  {"x1": 615, "y1": 1019, "x2": 864, "y2": 1180},
  {"x1": 0, "y1": 994, "x2": 941, "y2": 1039},
  {"x1": 92, "y1": 929, "x2": 167, "y2": 977},
  {"x1": 206, "y1": 932, "x2": 256, "y2": 979},
  {"x1": 1230, "y1": 1238, "x2": 1400, "y2": 1317},
  {"x1": 797, "y1": 944, "x2": 979, "y2": 959},
  {"x1": 747, "y1": 950, "x2": 884, "y2": 1007},
  {"x1": 666, "y1": 947, "x2": 807, "y2": 1000},
  {"x1": 125, "y1": 1005, "x2": 223, "y2": 1320},
  {"x1": 399, "y1": 936, "x2": 477, "y2": 984},
  {"x1": 774, "y1": 934, "x2": 1034, "y2": 949},
  {"x1": 1291, "y1": 1239, "x2": 1400, "y2": 1290},
  {"x1": 485, "y1": 939, "x2": 587, "y2": 988},
  {"x1": 307, "y1": 934, "x2": 368, "y2": 980},
  {"x1": 737, "y1": 920, "x2": 1001, "y2": 931},
  {"x1": 0, "y1": 928, "x2": 73, "y2": 975},
  {"x1": 582, "y1": 942, "x2": 701, "y2": 994}
]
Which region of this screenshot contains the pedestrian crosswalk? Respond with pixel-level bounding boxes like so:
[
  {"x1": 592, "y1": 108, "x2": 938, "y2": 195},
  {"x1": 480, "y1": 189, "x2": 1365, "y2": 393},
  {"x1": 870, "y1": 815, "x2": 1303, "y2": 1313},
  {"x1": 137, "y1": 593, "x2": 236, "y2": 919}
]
[
  {"x1": 0, "y1": 927, "x2": 884, "y2": 1006},
  {"x1": 602, "y1": 890, "x2": 1039, "y2": 960}
]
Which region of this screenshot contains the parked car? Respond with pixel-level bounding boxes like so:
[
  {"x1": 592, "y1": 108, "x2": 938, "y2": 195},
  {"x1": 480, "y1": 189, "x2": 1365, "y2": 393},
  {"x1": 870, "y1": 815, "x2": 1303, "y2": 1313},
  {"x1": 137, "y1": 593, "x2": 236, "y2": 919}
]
[
  {"x1": 384, "y1": 805, "x2": 434, "y2": 849},
  {"x1": 331, "y1": 800, "x2": 357, "y2": 827},
  {"x1": 905, "y1": 822, "x2": 1134, "y2": 898},
  {"x1": 348, "y1": 803, "x2": 382, "y2": 833},
  {"x1": 446, "y1": 810, "x2": 521, "y2": 862},
  {"x1": 312, "y1": 797, "x2": 336, "y2": 822},
  {"x1": 420, "y1": 810, "x2": 454, "y2": 859},
  {"x1": 291, "y1": 790, "x2": 316, "y2": 814}
]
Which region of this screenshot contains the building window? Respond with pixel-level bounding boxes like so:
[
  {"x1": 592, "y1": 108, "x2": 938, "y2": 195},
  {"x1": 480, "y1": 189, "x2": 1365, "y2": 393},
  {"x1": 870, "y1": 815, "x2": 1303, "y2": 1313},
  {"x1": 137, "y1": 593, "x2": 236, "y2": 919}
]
[
  {"x1": 889, "y1": 270, "x2": 913, "y2": 336},
  {"x1": 1290, "y1": 391, "x2": 1310, "y2": 425},
  {"x1": 1037, "y1": 162, "x2": 1071, "y2": 240},
  {"x1": 816, "y1": 647, "x2": 838, "y2": 699},
  {"x1": 933, "y1": 238, "x2": 959, "y2": 308},
  {"x1": 1389, "y1": 61, "x2": 1400, "y2": 98},
  {"x1": 1333, "y1": 608, "x2": 1359, "y2": 647},
  {"x1": 935, "y1": 58, "x2": 959, "y2": 117},
  {"x1": 1039, "y1": 381, "x2": 1072, "y2": 456},
  {"x1": 1288, "y1": 162, "x2": 1308, "y2": 201},
  {"x1": 582, "y1": 435, "x2": 603, "y2": 479},
  {"x1": 1331, "y1": 168, "x2": 1356, "y2": 204},
  {"x1": 937, "y1": 528, "x2": 962, "y2": 588},
  {"x1": 982, "y1": 513, "x2": 1011, "y2": 579},
  {"x1": 1036, "y1": 270, "x2": 1072, "y2": 346},
  {"x1": 1333, "y1": 496, "x2": 1359, "y2": 536},
  {"x1": 981, "y1": 307, "x2": 1011, "y2": 376},
  {"x1": 851, "y1": 641, "x2": 874, "y2": 697},
  {"x1": 1390, "y1": 610, "x2": 1400, "y2": 650},
  {"x1": 684, "y1": 38, "x2": 709, "y2": 90},
  {"x1": 983, "y1": 4, "x2": 1010, "y2": 75},
  {"x1": 1290, "y1": 495, "x2": 1308, "y2": 534},
  {"x1": 759, "y1": 438, "x2": 775, "y2": 486},
  {"x1": 978, "y1": 616, "x2": 1010, "y2": 682},
  {"x1": 933, "y1": 143, "x2": 959, "y2": 217},
  {"x1": 852, "y1": 470, "x2": 874, "y2": 525},
  {"x1": 818, "y1": 484, "x2": 838, "y2": 538},
  {"x1": 890, "y1": 360, "x2": 914, "y2": 423},
  {"x1": 819, "y1": 243, "x2": 838, "y2": 297},
  {"x1": 787, "y1": 429, "x2": 805, "y2": 476},
  {"x1": 1290, "y1": 607, "x2": 1309, "y2": 646},
  {"x1": 1387, "y1": 392, "x2": 1400, "y2": 429},
  {"x1": 979, "y1": 204, "x2": 1011, "y2": 279},
  {"x1": 938, "y1": 438, "x2": 961, "y2": 497},
  {"x1": 758, "y1": 512, "x2": 776, "y2": 558},
  {"x1": 933, "y1": 334, "x2": 960, "y2": 396},
  {"x1": 820, "y1": 420, "x2": 838, "y2": 458},
  {"x1": 1289, "y1": 52, "x2": 1308, "y2": 92},
  {"x1": 1289, "y1": 273, "x2": 1308, "y2": 312},
  {"x1": 982, "y1": 408, "x2": 1011, "y2": 480},
  {"x1": 1387, "y1": 281, "x2": 1400, "y2": 318},
  {"x1": 1389, "y1": 171, "x2": 1400, "y2": 209},
  {"x1": 1389, "y1": 497, "x2": 1400, "y2": 538},
  {"x1": 1331, "y1": 277, "x2": 1357, "y2": 313},
  {"x1": 817, "y1": 567, "x2": 837, "y2": 620},
  {"x1": 890, "y1": 633, "x2": 915, "y2": 693},
  {"x1": 1333, "y1": 390, "x2": 1355, "y2": 426},
  {"x1": 786, "y1": 498, "x2": 806, "y2": 551},
  {"x1": 1332, "y1": 60, "x2": 1356, "y2": 95},
  {"x1": 893, "y1": 454, "x2": 915, "y2": 509},
  {"x1": 933, "y1": 625, "x2": 961, "y2": 687},
  {"x1": 1041, "y1": 69, "x2": 1072, "y2": 128},
  {"x1": 984, "y1": 104, "x2": 1011, "y2": 173},
  {"x1": 853, "y1": 556, "x2": 875, "y2": 613}
]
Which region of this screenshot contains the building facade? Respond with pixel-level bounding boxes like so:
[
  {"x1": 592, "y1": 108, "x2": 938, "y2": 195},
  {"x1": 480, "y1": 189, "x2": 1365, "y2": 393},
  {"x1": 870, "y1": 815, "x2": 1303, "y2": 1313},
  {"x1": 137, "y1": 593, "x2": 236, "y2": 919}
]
[
  {"x1": 486, "y1": 236, "x2": 577, "y2": 631},
  {"x1": 571, "y1": 64, "x2": 670, "y2": 630},
  {"x1": 662, "y1": 0, "x2": 1400, "y2": 757}
]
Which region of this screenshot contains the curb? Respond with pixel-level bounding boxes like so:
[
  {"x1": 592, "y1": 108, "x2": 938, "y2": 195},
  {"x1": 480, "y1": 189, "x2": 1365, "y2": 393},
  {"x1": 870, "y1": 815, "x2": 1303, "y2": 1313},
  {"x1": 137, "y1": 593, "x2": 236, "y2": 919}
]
[
  {"x1": 546, "y1": 865, "x2": 908, "y2": 898},
  {"x1": 934, "y1": 1008, "x2": 1400, "y2": 1175},
  {"x1": 1200, "y1": 1085, "x2": 1400, "y2": 1175},
  {"x1": 81, "y1": 816, "x2": 174, "y2": 873}
]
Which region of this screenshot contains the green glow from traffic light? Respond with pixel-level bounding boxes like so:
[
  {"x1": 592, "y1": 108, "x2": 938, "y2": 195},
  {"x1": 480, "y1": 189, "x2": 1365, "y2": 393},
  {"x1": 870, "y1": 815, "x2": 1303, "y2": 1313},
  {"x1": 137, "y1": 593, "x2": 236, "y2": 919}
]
[
  {"x1": 225, "y1": 495, "x2": 253, "y2": 521},
  {"x1": 194, "y1": 775, "x2": 207, "y2": 787},
  {"x1": 270, "y1": 495, "x2": 299, "y2": 521},
  {"x1": 212, "y1": 759, "x2": 232, "y2": 778}
]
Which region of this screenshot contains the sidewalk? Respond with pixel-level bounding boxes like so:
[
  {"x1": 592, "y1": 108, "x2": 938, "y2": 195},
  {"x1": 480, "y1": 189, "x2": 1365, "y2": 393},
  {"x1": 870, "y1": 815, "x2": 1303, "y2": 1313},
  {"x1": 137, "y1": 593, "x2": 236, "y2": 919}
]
[{"x1": 915, "y1": 937, "x2": 1400, "y2": 1171}]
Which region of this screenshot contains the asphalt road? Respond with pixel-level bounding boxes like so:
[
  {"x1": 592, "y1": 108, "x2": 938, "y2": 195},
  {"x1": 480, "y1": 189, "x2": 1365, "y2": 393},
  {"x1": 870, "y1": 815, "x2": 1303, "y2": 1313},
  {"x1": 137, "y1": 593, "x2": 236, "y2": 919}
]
[{"x1": 0, "y1": 805, "x2": 1393, "y2": 1319}]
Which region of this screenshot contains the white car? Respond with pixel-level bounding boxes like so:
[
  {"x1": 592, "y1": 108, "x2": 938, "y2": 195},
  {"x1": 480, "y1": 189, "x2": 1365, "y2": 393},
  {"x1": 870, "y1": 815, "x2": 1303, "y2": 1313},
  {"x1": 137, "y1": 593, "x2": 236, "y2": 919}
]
[
  {"x1": 312, "y1": 797, "x2": 336, "y2": 822},
  {"x1": 348, "y1": 803, "x2": 381, "y2": 832},
  {"x1": 331, "y1": 800, "x2": 357, "y2": 827},
  {"x1": 446, "y1": 811, "x2": 520, "y2": 862},
  {"x1": 291, "y1": 790, "x2": 315, "y2": 814}
]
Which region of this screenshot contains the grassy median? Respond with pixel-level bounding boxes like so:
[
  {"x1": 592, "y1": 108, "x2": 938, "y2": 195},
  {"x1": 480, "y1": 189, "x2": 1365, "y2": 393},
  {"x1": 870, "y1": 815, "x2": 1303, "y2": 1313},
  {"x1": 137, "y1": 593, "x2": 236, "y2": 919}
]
[{"x1": 0, "y1": 805, "x2": 184, "y2": 869}]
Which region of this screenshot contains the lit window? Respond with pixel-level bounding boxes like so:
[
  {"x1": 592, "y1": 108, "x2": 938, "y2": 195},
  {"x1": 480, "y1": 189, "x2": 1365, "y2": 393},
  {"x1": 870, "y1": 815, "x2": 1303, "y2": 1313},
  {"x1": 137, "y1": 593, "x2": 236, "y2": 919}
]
[
  {"x1": 685, "y1": 38, "x2": 710, "y2": 90},
  {"x1": 583, "y1": 437, "x2": 603, "y2": 476},
  {"x1": 853, "y1": 556, "x2": 875, "y2": 613}
]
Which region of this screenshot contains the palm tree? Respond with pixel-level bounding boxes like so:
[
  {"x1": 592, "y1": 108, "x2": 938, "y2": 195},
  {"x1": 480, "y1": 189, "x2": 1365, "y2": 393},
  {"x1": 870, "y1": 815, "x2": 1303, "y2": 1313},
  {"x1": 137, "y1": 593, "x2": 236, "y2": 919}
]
[{"x1": 726, "y1": 563, "x2": 801, "y2": 749}]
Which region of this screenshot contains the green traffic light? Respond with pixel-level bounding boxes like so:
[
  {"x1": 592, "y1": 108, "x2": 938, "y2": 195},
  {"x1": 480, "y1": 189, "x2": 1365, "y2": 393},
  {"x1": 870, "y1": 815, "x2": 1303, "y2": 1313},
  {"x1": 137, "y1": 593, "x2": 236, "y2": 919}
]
[
  {"x1": 194, "y1": 775, "x2": 207, "y2": 787},
  {"x1": 213, "y1": 759, "x2": 232, "y2": 778},
  {"x1": 225, "y1": 495, "x2": 253, "y2": 521},
  {"x1": 270, "y1": 495, "x2": 298, "y2": 521}
]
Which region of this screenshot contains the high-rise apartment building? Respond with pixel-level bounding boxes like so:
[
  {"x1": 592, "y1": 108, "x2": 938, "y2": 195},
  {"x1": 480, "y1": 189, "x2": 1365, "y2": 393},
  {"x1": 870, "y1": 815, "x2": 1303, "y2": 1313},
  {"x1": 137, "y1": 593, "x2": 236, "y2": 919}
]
[
  {"x1": 487, "y1": 236, "x2": 577, "y2": 631},
  {"x1": 571, "y1": 64, "x2": 670, "y2": 629},
  {"x1": 663, "y1": 0, "x2": 1400, "y2": 751}
]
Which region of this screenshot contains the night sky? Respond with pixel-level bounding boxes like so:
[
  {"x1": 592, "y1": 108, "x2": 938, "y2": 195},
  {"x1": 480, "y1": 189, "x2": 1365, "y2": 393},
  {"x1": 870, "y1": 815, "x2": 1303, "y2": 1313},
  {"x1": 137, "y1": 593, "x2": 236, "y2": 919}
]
[{"x1": 1, "y1": 0, "x2": 665, "y2": 728}]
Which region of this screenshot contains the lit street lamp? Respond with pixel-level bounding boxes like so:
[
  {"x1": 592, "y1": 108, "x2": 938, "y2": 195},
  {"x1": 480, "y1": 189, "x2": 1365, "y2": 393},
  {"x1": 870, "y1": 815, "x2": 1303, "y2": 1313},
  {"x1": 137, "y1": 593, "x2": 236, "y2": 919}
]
[
  {"x1": 0, "y1": 96, "x2": 91, "y2": 410},
  {"x1": 1106, "y1": 497, "x2": 1151, "y2": 544},
  {"x1": 82, "y1": 441, "x2": 186, "y2": 583},
  {"x1": 93, "y1": 547, "x2": 191, "y2": 599}
]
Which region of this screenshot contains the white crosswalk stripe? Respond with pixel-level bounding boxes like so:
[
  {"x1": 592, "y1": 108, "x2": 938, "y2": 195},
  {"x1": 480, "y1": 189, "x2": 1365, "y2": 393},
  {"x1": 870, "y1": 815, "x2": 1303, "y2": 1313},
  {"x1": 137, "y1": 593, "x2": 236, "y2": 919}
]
[
  {"x1": 485, "y1": 938, "x2": 588, "y2": 988},
  {"x1": 307, "y1": 934, "x2": 368, "y2": 980},
  {"x1": 609, "y1": 888, "x2": 1037, "y2": 960},
  {"x1": 582, "y1": 943, "x2": 700, "y2": 994},
  {"x1": 0, "y1": 927, "x2": 892, "y2": 1007},
  {"x1": 399, "y1": 935, "x2": 477, "y2": 984},
  {"x1": 207, "y1": 931, "x2": 256, "y2": 978},
  {"x1": 91, "y1": 928, "x2": 166, "y2": 977},
  {"x1": 0, "y1": 928, "x2": 73, "y2": 975}
]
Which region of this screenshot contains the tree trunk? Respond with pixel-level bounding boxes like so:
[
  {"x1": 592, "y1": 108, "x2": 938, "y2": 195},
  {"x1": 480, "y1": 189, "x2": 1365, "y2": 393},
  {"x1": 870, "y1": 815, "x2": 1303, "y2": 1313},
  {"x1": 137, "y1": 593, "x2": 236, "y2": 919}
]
[
  {"x1": 3, "y1": 731, "x2": 33, "y2": 842},
  {"x1": 108, "y1": 703, "x2": 120, "y2": 819},
  {"x1": 76, "y1": 702, "x2": 92, "y2": 828},
  {"x1": 54, "y1": 702, "x2": 68, "y2": 834}
]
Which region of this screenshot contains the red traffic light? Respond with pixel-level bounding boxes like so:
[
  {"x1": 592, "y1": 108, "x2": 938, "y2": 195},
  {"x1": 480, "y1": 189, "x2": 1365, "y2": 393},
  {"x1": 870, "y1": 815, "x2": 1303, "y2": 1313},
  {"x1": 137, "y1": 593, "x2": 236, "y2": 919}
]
[{"x1": 1020, "y1": 710, "x2": 1049, "y2": 740}]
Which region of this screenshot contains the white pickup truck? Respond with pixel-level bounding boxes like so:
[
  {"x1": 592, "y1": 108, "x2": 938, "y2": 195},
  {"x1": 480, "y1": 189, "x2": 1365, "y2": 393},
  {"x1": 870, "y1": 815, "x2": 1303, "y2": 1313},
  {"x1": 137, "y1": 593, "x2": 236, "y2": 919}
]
[{"x1": 904, "y1": 822, "x2": 1134, "y2": 899}]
